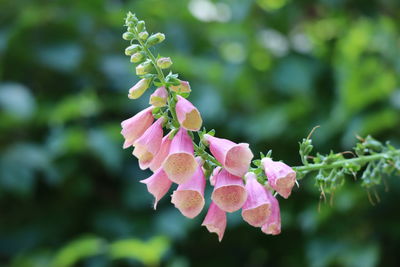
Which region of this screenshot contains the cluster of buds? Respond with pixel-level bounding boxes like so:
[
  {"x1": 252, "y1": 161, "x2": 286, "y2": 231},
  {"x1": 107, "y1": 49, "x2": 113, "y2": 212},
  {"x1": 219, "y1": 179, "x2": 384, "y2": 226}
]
[{"x1": 120, "y1": 13, "x2": 297, "y2": 241}]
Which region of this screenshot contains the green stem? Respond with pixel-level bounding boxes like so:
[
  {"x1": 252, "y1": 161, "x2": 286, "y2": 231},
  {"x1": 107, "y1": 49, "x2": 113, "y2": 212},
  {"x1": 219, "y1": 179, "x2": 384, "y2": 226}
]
[{"x1": 293, "y1": 150, "x2": 400, "y2": 179}]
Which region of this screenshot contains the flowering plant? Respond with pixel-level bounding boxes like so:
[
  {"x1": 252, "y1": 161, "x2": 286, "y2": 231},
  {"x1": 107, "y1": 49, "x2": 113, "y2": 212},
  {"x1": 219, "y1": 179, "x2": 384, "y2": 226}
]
[{"x1": 120, "y1": 12, "x2": 400, "y2": 241}]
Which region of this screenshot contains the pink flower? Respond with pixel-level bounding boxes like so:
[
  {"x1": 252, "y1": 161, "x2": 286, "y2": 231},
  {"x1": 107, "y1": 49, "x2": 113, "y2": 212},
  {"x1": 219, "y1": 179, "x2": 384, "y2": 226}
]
[
  {"x1": 162, "y1": 128, "x2": 198, "y2": 184},
  {"x1": 203, "y1": 134, "x2": 253, "y2": 177},
  {"x1": 140, "y1": 168, "x2": 172, "y2": 209},
  {"x1": 128, "y1": 78, "x2": 152, "y2": 99},
  {"x1": 132, "y1": 117, "x2": 164, "y2": 170},
  {"x1": 171, "y1": 158, "x2": 206, "y2": 218},
  {"x1": 261, "y1": 157, "x2": 296, "y2": 199},
  {"x1": 170, "y1": 80, "x2": 191, "y2": 93},
  {"x1": 211, "y1": 168, "x2": 247, "y2": 213},
  {"x1": 261, "y1": 193, "x2": 281, "y2": 235},
  {"x1": 121, "y1": 106, "x2": 154, "y2": 149},
  {"x1": 201, "y1": 202, "x2": 227, "y2": 242},
  {"x1": 149, "y1": 87, "x2": 168, "y2": 107},
  {"x1": 175, "y1": 95, "x2": 202, "y2": 131},
  {"x1": 149, "y1": 133, "x2": 172, "y2": 172},
  {"x1": 241, "y1": 172, "x2": 273, "y2": 227}
]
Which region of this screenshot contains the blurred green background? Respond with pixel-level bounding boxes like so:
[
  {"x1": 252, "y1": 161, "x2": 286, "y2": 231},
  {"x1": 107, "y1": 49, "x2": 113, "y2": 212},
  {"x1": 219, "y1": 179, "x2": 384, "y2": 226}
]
[{"x1": 1, "y1": 0, "x2": 400, "y2": 266}]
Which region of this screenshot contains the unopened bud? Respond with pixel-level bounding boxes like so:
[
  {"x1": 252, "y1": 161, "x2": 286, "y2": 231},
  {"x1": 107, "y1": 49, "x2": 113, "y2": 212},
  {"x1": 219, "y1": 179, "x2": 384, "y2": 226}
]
[
  {"x1": 137, "y1": 21, "x2": 145, "y2": 32},
  {"x1": 136, "y1": 60, "x2": 153, "y2": 75},
  {"x1": 170, "y1": 80, "x2": 191, "y2": 93},
  {"x1": 139, "y1": 31, "x2": 149, "y2": 40},
  {"x1": 128, "y1": 78, "x2": 151, "y2": 99},
  {"x1": 125, "y1": 44, "x2": 141, "y2": 56},
  {"x1": 157, "y1": 57, "x2": 173, "y2": 69},
  {"x1": 149, "y1": 87, "x2": 168, "y2": 107},
  {"x1": 122, "y1": 32, "x2": 135, "y2": 40},
  {"x1": 130, "y1": 52, "x2": 145, "y2": 63},
  {"x1": 146, "y1": 33, "x2": 165, "y2": 46}
]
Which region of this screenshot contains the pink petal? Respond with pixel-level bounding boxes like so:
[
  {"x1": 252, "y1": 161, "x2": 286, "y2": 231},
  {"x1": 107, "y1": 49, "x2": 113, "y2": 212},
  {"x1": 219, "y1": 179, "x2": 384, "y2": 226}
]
[
  {"x1": 140, "y1": 169, "x2": 172, "y2": 209},
  {"x1": 149, "y1": 133, "x2": 172, "y2": 172},
  {"x1": 261, "y1": 193, "x2": 281, "y2": 235},
  {"x1": 133, "y1": 118, "x2": 164, "y2": 170},
  {"x1": 163, "y1": 128, "x2": 198, "y2": 184},
  {"x1": 201, "y1": 202, "x2": 227, "y2": 242},
  {"x1": 149, "y1": 87, "x2": 168, "y2": 107},
  {"x1": 211, "y1": 169, "x2": 247, "y2": 213},
  {"x1": 175, "y1": 95, "x2": 202, "y2": 131},
  {"x1": 121, "y1": 106, "x2": 154, "y2": 149},
  {"x1": 261, "y1": 157, "x2": 296, "y2": 199}
]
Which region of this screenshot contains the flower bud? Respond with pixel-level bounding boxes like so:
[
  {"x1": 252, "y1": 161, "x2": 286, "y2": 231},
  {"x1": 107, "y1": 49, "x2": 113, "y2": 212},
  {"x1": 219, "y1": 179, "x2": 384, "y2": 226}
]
[
  {"x1": 139, "y1": 31, "x2": 149, "y2": 40},
  {"x1": 147, "y1": 33, "x2": 165, "y2": 46},
  {"x1": 170, "y1": 80, "x2": 191, "y2": 93},
  {"x1": 130, "y1": 52, "x2": 145, "y2": 63},
  {"x1": 157, "y1": 57, "x2": 173, "y2": 69},
  {"x1": 136, "y1": 20, "x2": 145, "y2": 32},
  {"x1": 122, "y1": 32, "x2": 135, "y2": 40},
  {"x1": 125, "y1": 44, "x2": 141, "y2": 56},
  {"x1": 136, "y1": 60, "x2": 153, "y2": 75},
  {"x1": 149, "y1": 87, "x2": 168, "y2": 107},
  {"x1": 128, "y1": 78, "x2": 151, "y2": 99}
]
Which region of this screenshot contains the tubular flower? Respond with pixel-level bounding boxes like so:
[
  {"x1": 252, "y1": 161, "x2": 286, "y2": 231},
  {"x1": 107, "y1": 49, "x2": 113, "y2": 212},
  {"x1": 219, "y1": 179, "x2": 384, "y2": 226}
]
[
  {"x1": 149, "y1": 133, "x2": 172, "y2": 172},
  {"x1": 241, "y1": 172, "x2": 272, "y2": 227},
  {"x1": 175, "y1": 95, "x2": 202, "y2": 131},
  {"x1": 211, "y1": 169, "x2": 247, "y2": 213},
  {"x1": 140, "y1": 168, "x2": 172, "y2": 209},
  {"x1": 171, "y1": 158, "x2": 206, "y2": 218},
  {"x1": 149, "y1": 87, "x2": 168, "y2": 107},
  {"x1": 261, "y1": 193, "x2": 281, "y2": 235},
  {"x1": 261, "y1": 157, "x2": 296, "y2": 199},
  {"x1": 204, "y1": 134, "x2": 254, "y2": 177},
  {"x1": 121, "y1": 106, "x2": 154, "y2": 149},
  {"x1": 128, "y1": 78, "x2": 151, "y2": 99},
  {"x1": 170, "y1": 80, "x2": 191, "y2": 93},
  {"x1": 133, "y1": 117, "x2": 164, "y2": 170},
  {"x1": 163, "y1": 128, "x2": 198, "y2": 184},
  {"x1": 201, "y1": 202, "x2": 227, "y2": 242}
]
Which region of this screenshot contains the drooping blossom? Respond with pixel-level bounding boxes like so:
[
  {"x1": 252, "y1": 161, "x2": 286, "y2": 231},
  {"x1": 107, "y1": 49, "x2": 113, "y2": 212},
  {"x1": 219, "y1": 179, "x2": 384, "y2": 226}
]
[
  {"x1": 175, "y1": 95, "x2": 202, "y2": 131},
  {"x1": 128, "y1": 78, "x2": 151, "y2": 99},
  {"x1": 201, "y1": 201, "x2": 227, "y2": 242},
  {"x1": 121, "y1": 106, "x2": 154, "y2": 149},
  {"x1": 163, "y1": 128, "x2": 198, "y2": 184},
  {"x1": 204, "y1": 134, "x2": 253, "y2": 177},
  {"x1": 133, "y1": 117, "x2": 164, "y2": 170},
  {"x1": 149, "y1": 87, "x2": 168, "y2": 107},
  {"x1": 171, "y1": 158, "x2": 206, "y2": 218},
  {"x1": 241, "y1": 172, "x2": 273, "y2": 227},
  {"x1": 149, "y1": 133, "x2": 172, "y2": 172},
  {"x1": 261, "y1": 157, "x2": 296, "y2": 199},
  {"x1": 211, "y1": 168, "x2": 247, "y2": 213},
  {"x1": 261, "y1": 193, "x2": 281, "y2": 235},
  {"x1": 140, "y1": 168, "x2": 172, "y2": 209},
  {"x1": 170, "y1": 80, "x2": 191, "y2": 93}
]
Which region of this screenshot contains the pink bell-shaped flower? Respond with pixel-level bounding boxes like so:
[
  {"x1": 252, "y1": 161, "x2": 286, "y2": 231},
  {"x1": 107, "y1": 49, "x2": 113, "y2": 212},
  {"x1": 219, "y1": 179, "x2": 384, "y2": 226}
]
[
  {"x1": 241, "y1": 172, "x2": 273, "y2": 227},
  {"x1": 211, "y1": 169, "x2": 247, "y2": 213},
  {"x1": 121, "y1": 106, "x2": 154, "y2": 149},
  {"x1": 201, "y1": 202, "x2": 227, "y2": 242},
  {"x1": 261, "y1": 157, "x2": 296, "y2": 199},
  {"x1": 140, "y1": 168, "x2": 172, "y2": 209},
  {"x1": 162, "y1": 128, "x2": 198, "y2": 184},
  {"x1": 175, "y1": 95, "x2": 202, "y2": 131},
  {"x1": 133, "y1": 117, "x2": 164, "y2": 170},
  {"x1": 149, "y1": 133, "x2": 172, "y2": 172},
  {"x1": 203, "y1": 134, "x2": 253, "y2": 177},
  {"x1": 171, "y1": 158, "x2": 206, "y2": 218},
  {"x1": 170, "y1": 80, "x2": 191, "y2": 93},
  {"x1": 261, "y1": 193, "x2": 281, "y2": 235},
  {"x1": 149, "y1": 87, "x2": 168, "y2": 107}
]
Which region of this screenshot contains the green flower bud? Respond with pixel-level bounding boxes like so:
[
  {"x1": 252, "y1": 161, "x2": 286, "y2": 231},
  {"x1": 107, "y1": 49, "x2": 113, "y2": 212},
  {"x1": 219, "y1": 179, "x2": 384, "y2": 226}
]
[
  {"x1": 128, "y1": 78, "x2": 151, "y2": 99},
  {"x1": 139, "y1": 31, "x2": 149, "y2": 40},
  {"x1": 146, "y1": 33, "x2": 165, "y2": 46},
  {"x1": 125, "y1": 44, "x2": 141, "y2": 56},
  {"x1": 136, "y1": 60, "x2": 153, "y2": 75},
  {"x1": 122, "y1": 32, "x2": 135, "y2": 40},
  {"x1": 130, "y1": 52, "x2": 145, "y2": 63},
  {"x1": 157, "y1": 57, "x2": 173, "y2": 69},
  {"x1": 137, "y1": 21, "x2": 145, "y2": 32}
]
